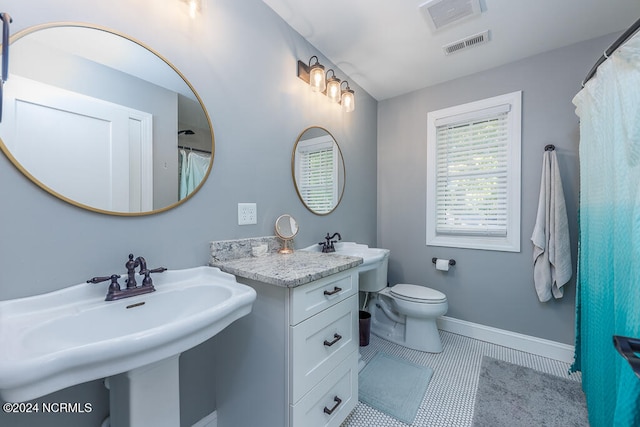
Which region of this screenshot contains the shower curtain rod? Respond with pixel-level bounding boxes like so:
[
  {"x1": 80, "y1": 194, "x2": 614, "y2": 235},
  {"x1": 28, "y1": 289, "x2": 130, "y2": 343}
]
[
  {"x1": 178, "y1": 145, "x2": 211, "y2": 154},
  {"x1": 582, "y1": 16, "x2": 640, "y2": 87}
]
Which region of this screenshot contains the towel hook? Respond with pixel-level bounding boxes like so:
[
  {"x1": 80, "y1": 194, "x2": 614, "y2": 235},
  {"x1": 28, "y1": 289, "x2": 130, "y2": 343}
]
[{"x1": 544, "y1": 144, "x2": 555, "y2": 151}]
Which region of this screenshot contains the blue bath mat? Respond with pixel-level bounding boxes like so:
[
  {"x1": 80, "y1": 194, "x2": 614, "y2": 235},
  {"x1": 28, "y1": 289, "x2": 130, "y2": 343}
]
[{"x1": 358, "y1": 352, "x2": 433, "y2": 424}]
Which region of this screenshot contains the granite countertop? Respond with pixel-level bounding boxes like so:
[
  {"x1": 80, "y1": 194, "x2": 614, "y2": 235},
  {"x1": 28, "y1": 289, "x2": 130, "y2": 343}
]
[{"x1": 211, "y1": 251, "x2": 363, "y2": 288}]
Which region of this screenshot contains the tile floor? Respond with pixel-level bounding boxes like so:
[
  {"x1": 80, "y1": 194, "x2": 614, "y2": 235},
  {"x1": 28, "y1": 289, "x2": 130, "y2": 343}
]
[{"x1": 342, "y1": 330, "x2": 582, "y2": 427}]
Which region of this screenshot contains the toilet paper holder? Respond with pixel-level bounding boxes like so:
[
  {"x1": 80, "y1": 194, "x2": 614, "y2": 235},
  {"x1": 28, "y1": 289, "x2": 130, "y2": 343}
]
[{"x1": 432, "y1": 258, "x2": 456, "y2": 266}]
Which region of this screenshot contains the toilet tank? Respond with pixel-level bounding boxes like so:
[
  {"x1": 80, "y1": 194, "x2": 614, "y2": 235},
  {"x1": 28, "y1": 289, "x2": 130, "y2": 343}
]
[{"x1": 358, "y1": 250, "x2": 389, "y2": 293}]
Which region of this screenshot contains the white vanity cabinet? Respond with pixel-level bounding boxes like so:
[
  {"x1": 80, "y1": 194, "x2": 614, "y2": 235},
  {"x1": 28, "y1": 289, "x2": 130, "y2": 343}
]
[{"x1": 214, "y1": 263, "x2": 360, "y2": 427}]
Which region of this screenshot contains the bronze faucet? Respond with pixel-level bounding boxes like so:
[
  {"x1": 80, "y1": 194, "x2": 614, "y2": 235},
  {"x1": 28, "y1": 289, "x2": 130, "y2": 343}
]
[
  {"x1": 319, "y1": 232, "x2": 342, "y2": 253},
  {"x1": 87, "y1": 254, "x2": 167, "y2": 301}
]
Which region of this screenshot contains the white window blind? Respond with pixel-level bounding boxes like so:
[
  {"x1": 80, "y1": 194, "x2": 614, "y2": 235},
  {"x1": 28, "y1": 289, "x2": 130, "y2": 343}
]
[
  {"x1": 435, "y1": 111, "x2": 509, "y2": 236},
  {"x1": 296, "y1": 137, "x2": 337, "y2": 213},
  {"x1": 427, "y1": 91, "x2": 521, "y2": 252}
]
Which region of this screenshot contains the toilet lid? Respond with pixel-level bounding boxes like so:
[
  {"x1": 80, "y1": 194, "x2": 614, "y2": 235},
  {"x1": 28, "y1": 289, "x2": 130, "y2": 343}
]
[{"x1": 390, "y1": 284, "x2": 446, "y2": 303}]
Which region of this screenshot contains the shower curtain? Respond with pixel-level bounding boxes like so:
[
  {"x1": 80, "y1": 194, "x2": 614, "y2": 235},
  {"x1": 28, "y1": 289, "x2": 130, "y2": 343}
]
[
  {"x1": 572, "y1": 31, "x2": 640, "y2": 426},
  {"x1": 179, "y1": 149, "x2": 211, "y2": 200}
]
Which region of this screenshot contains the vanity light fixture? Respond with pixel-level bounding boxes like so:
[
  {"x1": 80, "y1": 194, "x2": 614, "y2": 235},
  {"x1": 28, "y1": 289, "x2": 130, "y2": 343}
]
[
  {"x1": 297, "y1": 56, "x2": 355, "y2": 112},
  {"x1": 340, "y1": 81, "x2": 355, "y2": 113}
]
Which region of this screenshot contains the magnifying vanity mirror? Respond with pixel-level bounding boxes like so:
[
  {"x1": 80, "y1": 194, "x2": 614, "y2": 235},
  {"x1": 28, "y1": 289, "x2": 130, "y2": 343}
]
[
  {"x1": 275, "y1": 214, "x2": 299, "y2": 254},
  {"x1": 0, "y1": 23, "x2": 214, "y2": 215},
  {"x1": 292, "y1": 126, "x2": 345, "y2": 215}
]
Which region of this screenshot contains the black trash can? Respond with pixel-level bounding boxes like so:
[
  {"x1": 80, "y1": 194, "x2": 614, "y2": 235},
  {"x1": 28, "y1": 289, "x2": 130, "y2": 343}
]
[{"x1": 359, "y1": 310, "x2": 371, "y2": 346}]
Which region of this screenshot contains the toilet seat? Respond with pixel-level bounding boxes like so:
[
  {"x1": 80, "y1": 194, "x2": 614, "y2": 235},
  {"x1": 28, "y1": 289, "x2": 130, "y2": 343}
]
[{"x1": 389, "y1": 284, "x2": 446, "y2": 304}]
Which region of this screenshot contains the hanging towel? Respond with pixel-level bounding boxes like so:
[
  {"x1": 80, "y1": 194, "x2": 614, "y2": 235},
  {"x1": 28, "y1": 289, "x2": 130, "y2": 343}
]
[{"x1": 531, "y1": 150, "x2": 572, "y2": 302}]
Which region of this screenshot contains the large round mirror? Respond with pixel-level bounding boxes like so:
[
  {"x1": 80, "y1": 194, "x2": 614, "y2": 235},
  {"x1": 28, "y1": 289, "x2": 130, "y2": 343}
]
[
  {"x1": 0, "y1": 23, "x2": 214, "y2": 215},
  {"x1": 291, "y1": 126, "x2": 345, "y2": 215}
]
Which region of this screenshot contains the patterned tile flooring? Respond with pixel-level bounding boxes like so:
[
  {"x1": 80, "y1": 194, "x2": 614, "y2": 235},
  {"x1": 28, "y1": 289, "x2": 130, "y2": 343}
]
[{"x1": 342, "y1": 331, "x2": 582, "y2": 427}]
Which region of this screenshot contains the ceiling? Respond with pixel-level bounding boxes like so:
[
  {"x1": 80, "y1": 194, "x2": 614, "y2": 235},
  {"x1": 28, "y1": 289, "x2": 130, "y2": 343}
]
[{"x1": 261, "y1": 0, "x2": 640, "y2": 100}]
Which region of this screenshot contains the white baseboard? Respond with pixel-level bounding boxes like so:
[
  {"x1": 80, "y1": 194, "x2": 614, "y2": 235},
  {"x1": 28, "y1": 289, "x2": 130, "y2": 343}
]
[
  {"x1": 437, "y1": 316, "x2": 575, "y2": 364},
  {"x1": 192, "y1": 410, "x2": 217, "y2": 427}
]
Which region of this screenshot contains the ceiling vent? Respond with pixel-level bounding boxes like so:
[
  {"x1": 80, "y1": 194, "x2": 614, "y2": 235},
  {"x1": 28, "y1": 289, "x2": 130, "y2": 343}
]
[
  {"x1": 442, "y1": 30, "x2": 490, "y2": 55},
  {"x1": 419, "y1": 0, "x2": 481, "y2": 31}
]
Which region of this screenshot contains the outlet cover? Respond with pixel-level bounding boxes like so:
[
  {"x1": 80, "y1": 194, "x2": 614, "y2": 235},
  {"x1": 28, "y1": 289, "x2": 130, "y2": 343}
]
[{"x1": 238, "y1": 203, "x2": 257, "y2": 225}]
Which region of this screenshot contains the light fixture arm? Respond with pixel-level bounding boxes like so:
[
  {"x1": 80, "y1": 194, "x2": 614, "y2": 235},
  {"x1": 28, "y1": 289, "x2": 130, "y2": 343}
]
[
  {"x1": 308, "y1": 55, "x2": 320, "y2": 68},
  {"x1": 0, "y1": 12, "x2": 12, "y2": 123}
]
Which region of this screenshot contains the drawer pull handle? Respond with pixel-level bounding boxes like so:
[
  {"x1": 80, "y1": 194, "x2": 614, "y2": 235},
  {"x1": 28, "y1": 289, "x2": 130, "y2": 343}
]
[
  {"x1": 323, "y1": 396, "x2": 342, "y2": 415},
  {"x1": 324, "y1": 333, "x2": 342, "y2": 347},
  {"x1": 323, "y1": 286, "x2": 342, "y2": 296}
]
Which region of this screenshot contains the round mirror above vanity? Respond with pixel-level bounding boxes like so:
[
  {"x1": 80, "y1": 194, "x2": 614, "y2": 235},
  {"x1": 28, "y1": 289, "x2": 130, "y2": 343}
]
[
  {"x1": 291, "y1": 126, "x2": 345, "y2": 215},
  {"x1": 0, "y1": 23, "x2": 214, "y2": 215},
  {"x1": 275, "y1": 214, "x2": 299, "y2": 254}
]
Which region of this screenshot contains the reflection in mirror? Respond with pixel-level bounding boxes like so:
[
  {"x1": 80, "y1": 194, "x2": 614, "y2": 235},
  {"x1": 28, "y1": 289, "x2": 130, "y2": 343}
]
[
  {"x1": 0, "y1": 23, "x2": 214, "y2": 215},
  {"x1": 275, "y1": 214, "x2": 299, "y2": 254},
  {"x1": 292, "y1": 126, "x2": 345, "y2": 215}
]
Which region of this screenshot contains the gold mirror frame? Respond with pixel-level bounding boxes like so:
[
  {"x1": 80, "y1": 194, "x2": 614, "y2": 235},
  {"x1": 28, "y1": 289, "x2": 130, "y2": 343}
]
[
  {"x1": 0, "y1": 22, "x2": 215, "y2": 216},
  {"x1": 291, "y1": 126, "x2": 345, "y2": 215}
]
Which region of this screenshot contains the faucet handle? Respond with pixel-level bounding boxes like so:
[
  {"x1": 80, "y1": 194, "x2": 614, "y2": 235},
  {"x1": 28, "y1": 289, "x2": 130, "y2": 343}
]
[
  {"x1": 107, "y1": 274, "x2": 122, "y2": 293},
  {"x1": 87, "y1": 275, "x2": 111, "y2": 284},
  {"x1": 140, "y1": 270, "x2": 152, "y2": 287},
  {"x1": 87, "y1": 274, "x2": 120, "y2": 285},
  {"x1": 87, "y1": 274, "x2": 122, "y2": 294},
  {"x1": 140, "y1": 267, "x2": 167, "y2": 287}
]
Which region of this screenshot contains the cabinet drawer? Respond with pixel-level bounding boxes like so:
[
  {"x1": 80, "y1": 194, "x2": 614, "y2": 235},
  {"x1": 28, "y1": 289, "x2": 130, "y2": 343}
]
[
  {"x1": 290, "y1": 351, "x2": 358, "y2": 427},
  {"x1": 290, "y1": 269, "x2": 357, "y2": 325},
  {"x1": 290, "y1": 295, "x2": 358, "y2": 402}
]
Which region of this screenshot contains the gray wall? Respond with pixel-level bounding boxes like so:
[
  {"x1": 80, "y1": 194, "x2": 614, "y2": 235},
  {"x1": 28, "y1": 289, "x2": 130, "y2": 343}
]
[
  {"x1": 0, "y1": 0, "x2": 377, "y2": 426},
  {"x1": 377, "y1": 34, "x2": 617, "y2": 345}
]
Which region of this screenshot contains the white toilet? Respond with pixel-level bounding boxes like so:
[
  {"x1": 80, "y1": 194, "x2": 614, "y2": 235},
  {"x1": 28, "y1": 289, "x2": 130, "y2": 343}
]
[{"x1": 362, "y1": 253, "x2": 448, "y2": 353}]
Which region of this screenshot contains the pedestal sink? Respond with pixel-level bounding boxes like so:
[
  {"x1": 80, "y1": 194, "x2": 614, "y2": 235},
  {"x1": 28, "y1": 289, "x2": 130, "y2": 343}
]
[{"x1": 0, "y1": 266, "x2": 256, "y2": 426}]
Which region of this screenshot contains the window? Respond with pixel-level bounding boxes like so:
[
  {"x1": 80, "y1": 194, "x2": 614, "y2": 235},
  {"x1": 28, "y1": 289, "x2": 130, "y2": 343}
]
[
  {"x1": 294, "y1": 135, "x2": 339, "y2": 214},
  {"x1": 426, "y1": 91, "x2": 521, "y2": 252}
]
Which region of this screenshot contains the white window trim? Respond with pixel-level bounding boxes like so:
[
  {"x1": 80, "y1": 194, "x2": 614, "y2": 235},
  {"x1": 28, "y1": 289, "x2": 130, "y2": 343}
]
[{"x1": 426, "y1": 91, "x2": 521, "y2": 252}]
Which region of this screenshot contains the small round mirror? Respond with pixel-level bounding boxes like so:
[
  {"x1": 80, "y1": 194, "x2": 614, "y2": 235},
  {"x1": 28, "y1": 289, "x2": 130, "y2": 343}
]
[
  {"x1": 292, "y1": 126, "x2": 345, "y2": 215},
  {"x1": 275, "y1": 214, "x2": 299, "y2": 254}
]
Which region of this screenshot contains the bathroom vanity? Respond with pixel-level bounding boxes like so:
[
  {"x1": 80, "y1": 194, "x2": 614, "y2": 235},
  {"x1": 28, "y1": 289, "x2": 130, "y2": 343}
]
[{"x1": 210, "y1": 238, "x2": 362, "y2": 427}]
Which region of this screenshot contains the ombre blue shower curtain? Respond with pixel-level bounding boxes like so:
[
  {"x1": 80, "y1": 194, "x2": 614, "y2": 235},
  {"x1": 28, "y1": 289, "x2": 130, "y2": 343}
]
[{"x1": 572, "y1": 31, "x2": 640, "y2": 426}]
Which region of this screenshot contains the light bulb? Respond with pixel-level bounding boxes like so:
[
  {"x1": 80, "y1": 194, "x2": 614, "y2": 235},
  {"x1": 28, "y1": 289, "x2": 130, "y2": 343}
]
[
  {"x1": 309, "y1": 64, "x2": 326, "y2": 92},
  {"x1": 341, "y1": 88, "x2": 355, "y2": 112},
  {"x1": 326, "y1": 76, "x2": 341, "y2": 103}
]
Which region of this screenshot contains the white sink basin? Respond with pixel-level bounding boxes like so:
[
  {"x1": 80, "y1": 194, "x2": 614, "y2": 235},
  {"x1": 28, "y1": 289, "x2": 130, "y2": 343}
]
[
  {"x1": 302, "y1": 241, "x2": 389, "y2": 272},
  {"x1": 0, "y1": 266, "x2": 256, "y2": 402}
]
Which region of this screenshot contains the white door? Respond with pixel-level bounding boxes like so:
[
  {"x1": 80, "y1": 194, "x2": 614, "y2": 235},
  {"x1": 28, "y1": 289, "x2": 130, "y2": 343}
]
[{"x1": 2, "y1": 75, "x2": 153, "y2": 212}]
